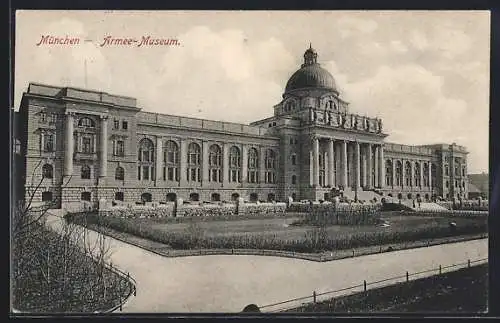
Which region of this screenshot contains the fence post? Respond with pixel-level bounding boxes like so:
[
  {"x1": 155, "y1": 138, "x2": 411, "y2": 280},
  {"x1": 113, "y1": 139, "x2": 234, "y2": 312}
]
[
  {"x1": 363, "y1": 280, "x2": 367, "y2": 292},
  {"x1": 313, "y1": 291, "x2": 317, "y2": 304},
  {"x1": 352, "y1": 250, "x2": 355, "y2": 257},
  {"x1": 439, "y1": 265, "x2": 442, "y2": 275},
  {"x1": 406, "y1": 271, "x2": 409, "y2": 282},
  {"x1": 468, "y1": 259, "x2": 471, "y2": 268}
]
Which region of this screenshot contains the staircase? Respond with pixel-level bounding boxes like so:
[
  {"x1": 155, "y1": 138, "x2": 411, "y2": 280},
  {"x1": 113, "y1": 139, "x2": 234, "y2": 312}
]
[{"x1": 340, "y1": 187, "x2": 382, "y2": 202}]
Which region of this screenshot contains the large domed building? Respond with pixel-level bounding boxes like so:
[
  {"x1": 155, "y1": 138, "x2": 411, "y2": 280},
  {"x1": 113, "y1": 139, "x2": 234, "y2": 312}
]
[{"x1": 15, "y1": 45, "x2": 469, "y2": 211}]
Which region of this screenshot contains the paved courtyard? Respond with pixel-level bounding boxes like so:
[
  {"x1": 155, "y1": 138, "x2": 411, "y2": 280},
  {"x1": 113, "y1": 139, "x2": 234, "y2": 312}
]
[{"x1": 45, "y1": 211, "x2": 488, "y2": 313}]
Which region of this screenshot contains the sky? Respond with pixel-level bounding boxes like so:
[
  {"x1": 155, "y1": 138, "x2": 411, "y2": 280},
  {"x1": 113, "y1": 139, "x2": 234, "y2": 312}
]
[{"x1": 14, "y1": 11, "x2": 490, "y2": 173}]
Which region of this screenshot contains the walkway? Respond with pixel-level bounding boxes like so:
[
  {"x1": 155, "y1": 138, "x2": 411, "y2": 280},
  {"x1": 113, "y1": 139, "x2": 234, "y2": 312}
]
[{"x1": 44, "y1": 211, "x2": 488, "y2": 313}]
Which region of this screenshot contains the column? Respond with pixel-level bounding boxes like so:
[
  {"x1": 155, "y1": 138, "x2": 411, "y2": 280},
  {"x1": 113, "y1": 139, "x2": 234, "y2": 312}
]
[
  {"x1": 241, "y1": 145, "x2": 248, "y2": 183},
  {"x1": 202, "y1": 141, "x2": 209, "y2": 183},
  {"x1": 392, "y1": 159, "x2": 396, "y2": 188},
  {"x1": 410, "y1": 160, "x2": 415, "y2": 187},
  {"x1": 223, "y1": 142, "x2": 229, "y2": 185},
  {"x1": 99, "y1": 116, "x2": 108, "y2": 178},
  {"x1": 312, "y1": 136, "x2": 319, "y2": 187},
  {"x1": 355, "y1": 141, "x2": 361, "y2": 188},
  {"x1": 401, "y1": 159, "x2": 406, "y2": 188},
  {"x1": 366, "y1": 144, "x2": 372, "y2": 189},
  {"x1": 428, "y1": 162, "x2": 432, "y2": 189},
  {"x1": 341, "y1": 140, "x2": 348, "y2": 188},
  {"x1": 379, "y1": 145, "x2": 384, "y2": 188},
  {"x1": 179, "y1": 139, "x2": 187, "y2": 183},
  {"x1": 420, "y1": 161, "x2": 424, "y2": 189},
  {"x1": 373, "y1": 147, "x2": 379, "y2": 188},
  {"x1": 361, "y1": 145, "x2": 367, "y2": 188},
  {"x1": 64, "y1": 112, "x2": 74, "y2": 176},
  {"x1": 156, "y1": 137, "x2": 163, "y2": 182},
  {"x1": 328, "y1": 138, "x2": 334, "y2": 186},
  {"x1": 309, "y1": 150, "x2": 313, "y2": 186},
  {"x1": 259, "y1": 146, "x2": 266, "y2": 183}
]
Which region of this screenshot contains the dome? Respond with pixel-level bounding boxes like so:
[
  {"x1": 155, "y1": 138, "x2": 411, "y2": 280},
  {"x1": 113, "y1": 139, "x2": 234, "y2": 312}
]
[{"x1": 284, "y1": 45, "x2": 337, "y2": 93}]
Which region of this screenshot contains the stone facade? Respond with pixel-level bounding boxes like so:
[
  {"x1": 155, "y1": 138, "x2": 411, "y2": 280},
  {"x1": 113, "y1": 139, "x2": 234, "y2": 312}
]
[{"x1": 16, "y1": 46, "x2": 468, "y2": 210}]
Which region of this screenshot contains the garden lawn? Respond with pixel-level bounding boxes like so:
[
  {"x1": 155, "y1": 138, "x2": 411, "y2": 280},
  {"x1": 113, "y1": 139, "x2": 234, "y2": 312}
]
[
  {"x1": 68, "y1": 212, "x2": 487, "y2": 253},
  {"x1": 100, "y1": 213, "x2": 485, "y2": 240},
  {"x1": 285, "y1": 263, "x2": 488, "y2": 313}
]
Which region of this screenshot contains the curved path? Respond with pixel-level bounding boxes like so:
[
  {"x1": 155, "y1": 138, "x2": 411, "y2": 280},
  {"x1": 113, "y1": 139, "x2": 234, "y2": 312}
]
[{"x1": 44, "y1": 211, "x2": 488, "y2": 313}]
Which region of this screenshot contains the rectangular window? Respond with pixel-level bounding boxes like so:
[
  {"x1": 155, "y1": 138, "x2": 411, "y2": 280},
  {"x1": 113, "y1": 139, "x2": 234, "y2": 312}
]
[
  {"x1": 40, "y1": 112, "x2": 47, "y2": 122},
  {"x1": 168, "y1": 168, "x2": 174, "y2": 181},
  {"x1": 163, "y1": 167, "x2": 166, "y2": 181},
  {"x1": 143, "y1": 166, "x2": 149, "y2": 180},
  {"x1": 44, "y1": 133, "x2": 55, "y2": 152},
  {"x1": 82, "y1": 137, "x2": 92, "y2": 153},
  {"x1": 137, "y1": 166, "x2": 141, "y2": 180},
  {"x1": 50, "y1": 113, "x2": 57, "y2": 123},
  {"x1": 291, "y1": 155, "x2": 297, "y2": 165},
  {"x1": 114, "y1": 119, "x2": 120, "y2": 130},
  {"x1": 191, "y1": 169, "x2": 196, "y2": 181},
  {"x1": 122, "y1": 121, "x2": 128, "y2": 130},
  {"x1": 116, "y1": 140, "x2": 125, "y2": 156}
]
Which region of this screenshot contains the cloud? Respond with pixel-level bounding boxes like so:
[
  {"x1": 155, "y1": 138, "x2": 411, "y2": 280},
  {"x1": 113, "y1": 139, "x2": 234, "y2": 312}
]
[
  {"x1": 337, "y1": 16, "x2": 378, "y2": 39},
  {"x1": 141, "y1": 26, "x2": 294, "y2": 123},
  {"x1": 341, "y1": 64, "x2": 469, "y2": 146}
]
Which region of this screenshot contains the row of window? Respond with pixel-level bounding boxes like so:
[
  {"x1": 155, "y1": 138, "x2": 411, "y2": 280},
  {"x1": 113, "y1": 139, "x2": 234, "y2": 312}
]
[
  {"x1": 445, "y1": 180, "x2": 467, "y2": 189},
  {"x1": 138, "y1": 139, "x2": 277, "y2": 183},
  {"x1": 41, "y1": 191, "x2": 279, "y2": 204},
  {"x1": 385, "y1": 160, "x2": 436, "y2": 187},
  {"x1": 39, "y1": 112, "x2": 58, "y2": 123},
  {"x1": 113, "y1": 119, "x2": 128, "y2": 130},
  {"x1": 444, "y1": 164, "x2": 467, "y2": 177},
  {"x1": 41, "y1": 163, "x2": 275, "y2": 184}
]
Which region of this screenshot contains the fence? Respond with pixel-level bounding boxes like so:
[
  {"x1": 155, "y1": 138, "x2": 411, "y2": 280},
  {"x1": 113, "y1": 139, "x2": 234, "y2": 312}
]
[{"x1": 258, "y1": 257, "x2": 488, "y2": 313}]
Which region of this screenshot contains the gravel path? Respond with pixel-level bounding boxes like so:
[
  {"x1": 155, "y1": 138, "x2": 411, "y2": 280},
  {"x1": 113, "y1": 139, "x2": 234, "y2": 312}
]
[{"x1": 44, "y1": 211, "x2": 488, "y2": 313}]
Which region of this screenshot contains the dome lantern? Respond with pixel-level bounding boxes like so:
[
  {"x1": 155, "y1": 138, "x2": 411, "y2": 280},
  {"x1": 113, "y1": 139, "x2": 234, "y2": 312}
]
[{"x1": 302, "y1": 43, "x2": 318, "y2": 67}]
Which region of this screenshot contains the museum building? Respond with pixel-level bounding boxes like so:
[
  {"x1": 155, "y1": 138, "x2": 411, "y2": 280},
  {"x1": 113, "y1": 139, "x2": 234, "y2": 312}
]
[{"x1": 15, "y1": 46, "x2": 469, "y2": 209}]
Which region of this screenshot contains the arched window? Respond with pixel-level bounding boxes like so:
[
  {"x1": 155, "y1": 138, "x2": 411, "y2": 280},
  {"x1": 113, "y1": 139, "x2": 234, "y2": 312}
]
[
  {"x1": 385, "y1": 160, "x2": 393, "y2": 186},
  {"x1": 115, "y1": 166, "x2": 124, "y2": 180},
  {"x1": 187, "y1": 143, "x2": 201, "y2": 182},
  {"x1": 166, "y1": 193, "x2": 177, "y2": 202},
  {"x1": 395, "y1": 161, "x2": 403, "y2": 187},
  {"x1": 423, "y1": 163, "x2": 430, "y2": 187},
  {"x1": 42, "y1": 164, "x2": 53, "y2": 179},
  {"x1": 211, "y1": 193, "x2": 221, "y2": 202},
  {"x1": 247, "y1": 148, "x2": 259, "y2": 183},
  {"x1": 291, "y1": 175, "x2": 297, "y2": 185},
  {"x1": 414, "y1": 162, "x2": 421, "y2": 187},
  {"x1": 265, "y1": 149, "x2": 277, "y2": 184},
  {"x1": 231, "y1": 193, "x2": 240, "y2": 201},
  {"x1": 115, "y1": 192, "x2": 124, "y2": 201},
  {"x1": 405, "y1": 161, "x2": 412, "y2": 186},
  {"x1": 78, "y1": 117, "x2": 95, "y2": 128},
  {"x1": 138, "y1": 138, "x2": 154, "y2": 181},
  {"x1": 208, "y1": 144, "x2": 222, "y2": 183},
  {"x1": 163, "y1": 140, "x2": 179, "y2": 181},
  {"x1": 81, "y1": 165, "x2": 91, "y2": 179},
  {"x1": 267, "y1": 193, "x2": 276, "y2": 202},
  {"x1": 229, "y1": 146, "x2": 241, "y2": 183},
  {"x1": 189, "y1": 192, "x2": 199, "y2": 201}
]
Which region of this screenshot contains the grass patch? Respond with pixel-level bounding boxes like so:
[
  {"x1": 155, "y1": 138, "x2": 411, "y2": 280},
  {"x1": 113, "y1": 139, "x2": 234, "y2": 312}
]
[
  {"x1": 66, "y1": 212, "x2": 487, "y2": 254},
  {"x1": 285, "y1": 264, "x2": 488, "y2": 313}
]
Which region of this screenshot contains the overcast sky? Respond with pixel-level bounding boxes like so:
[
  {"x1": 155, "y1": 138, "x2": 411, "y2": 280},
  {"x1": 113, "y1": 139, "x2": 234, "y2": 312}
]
[{"x1": 14, "y1": 11, "x2": 490, "y2": 173}]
